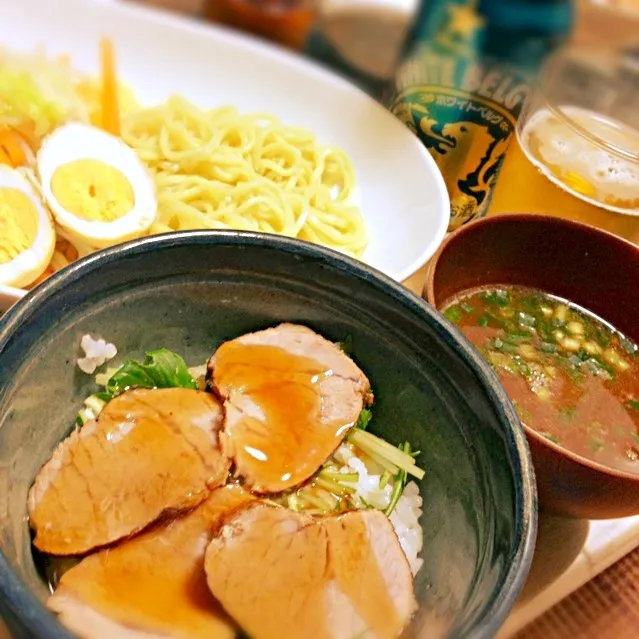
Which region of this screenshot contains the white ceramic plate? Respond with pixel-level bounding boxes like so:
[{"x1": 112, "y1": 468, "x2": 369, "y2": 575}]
[{"x1": 0, "y1": 0, "x2": 449, "y2": 312}]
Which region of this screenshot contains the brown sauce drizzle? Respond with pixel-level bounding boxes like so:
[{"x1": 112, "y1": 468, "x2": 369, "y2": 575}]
[{"x1": 215, "y1": 343, "x2": 355, "y2": 492}]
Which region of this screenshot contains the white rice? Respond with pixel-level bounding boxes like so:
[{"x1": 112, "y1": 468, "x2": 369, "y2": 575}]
[
  {"x1": 77, "y1": 334, "x2": 117, "y2": 375},
  {"x1": 333, "y1": 444, "x2": 424, "y2": 576}
]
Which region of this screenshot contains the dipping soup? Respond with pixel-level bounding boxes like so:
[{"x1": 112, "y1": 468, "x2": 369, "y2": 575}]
[{"x1": 443, "y1": 286, "x2": 639, "y2": 473}]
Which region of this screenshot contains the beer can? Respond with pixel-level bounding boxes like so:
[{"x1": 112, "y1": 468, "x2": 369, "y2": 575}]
[{"x1": 387, "y1": 0, "x2": 574, "y2": 230}]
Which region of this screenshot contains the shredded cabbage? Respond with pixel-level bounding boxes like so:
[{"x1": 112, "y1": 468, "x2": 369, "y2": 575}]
[
  {"x1": 0, "y1": 47, "x2": 139, "y2": 143},
  {"x1": 0, "y1": 71, "x2": 65, "y2": 136},
  {"x1": 0, "y1": 48, "x2": 90, "y2": 137}
]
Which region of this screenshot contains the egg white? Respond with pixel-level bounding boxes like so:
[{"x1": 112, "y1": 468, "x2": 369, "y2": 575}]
[
  {"x1": 37, "y1": 122, "x2": 157, "y2": 249},
  {"x1": 0, "y1": 165, "x2": 56, "y2": 289}
]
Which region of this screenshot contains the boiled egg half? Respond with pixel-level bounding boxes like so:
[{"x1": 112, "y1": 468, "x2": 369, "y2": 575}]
[
  {"x1": 37, "y1": 122, "x2": 157, "y2": 249},
  {"x1": 0, "y1": 166, "x2": 56, "y2": 288}
]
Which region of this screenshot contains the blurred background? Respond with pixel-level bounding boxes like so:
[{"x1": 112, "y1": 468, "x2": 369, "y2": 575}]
[{"x1": 133, "y1": 0, "x2": 639, "y2": 53}]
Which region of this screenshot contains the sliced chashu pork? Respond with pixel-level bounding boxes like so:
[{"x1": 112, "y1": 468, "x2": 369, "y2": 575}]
[
  {"x1": 204, "y1": 502, "x2": 417, "y2": 639},
  {"x1": 208, "y1": 323, "x2": 372, "y2": 492},
  {"x1": 48, "y1": 485, "x2": 253, "y2": 639},
  {"x1": 29, "y1": 388, "x2": 230, "y2": 555}
]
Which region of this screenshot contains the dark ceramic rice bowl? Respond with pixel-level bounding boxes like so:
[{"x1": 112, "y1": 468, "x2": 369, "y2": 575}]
[{"x1": 0, "y1": 231, "x2": 536, "y2": 638}]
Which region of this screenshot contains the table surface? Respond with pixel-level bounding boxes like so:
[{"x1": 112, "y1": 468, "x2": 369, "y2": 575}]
[{"x1": 3, "y1": 1, "x2": 639, "y2": 638}]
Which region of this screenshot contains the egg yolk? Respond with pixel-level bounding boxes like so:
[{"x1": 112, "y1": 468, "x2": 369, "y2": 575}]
[
  {"x1": 51, "y1": 159, "x2": 134, "y2": 222},
  {"x1": 0, "y1": 188, "x2": 38, "y2": 264}
]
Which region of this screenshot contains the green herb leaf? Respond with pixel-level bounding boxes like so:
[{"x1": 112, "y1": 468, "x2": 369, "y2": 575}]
[
  {"x1": 503, "y1": 332, "x2": 532, "y2": 344},
  {"x1": 568, "y1": 355, "x2": 582, "y2": 368},
  {"x1": 587, "y1": 422, "x2": 605, "y2": 435},
  {"x1": 588, "y1": 437, "x2": 604, "y2": 454},
  {"x1": 106, "y1": 348, "x2": 197, "y2": 397},
  {"x1": 444, "y1": 306, "x2": 462, "y2": 324},
  {"x1": 539, "y1": 324, "x2": 554, "y2": 342},
  {"x1": 513, "y1": 358, "x2": 530, "y2": 377},
  {"x1": 566, "y1": 366, "x2": 585, "y2": 384},
  {"x1": 595, "y1": 328, "x2": 612, "y2": 348},
  {"x1": 627, "y1": 400, "x2": 639, "y2": 412},
  {"x1": 500, "y1": 342, "x2": 519, "y2": 355},
  {"x1": 485, "y1": 312, "x2": 507, "y2": 328},
  {"x1": 356, "y1": 408, "x2": 373, "y2": 430},
  {"x1": 588, "y1": 356, "x2": 615, "y2": 378},
  {"x1": 504, "y1": 320, "x2": 519, "y2": 333},
  {"x1": 93, "y1": 391, "x2": 113, "y2": 403},
  {"x1": 518, "y1": 312, "x2": 536, "y2": 328},
  {"x1": 385, "y1": 442, "x2": 410, "y2": 516},
  {"x1": 477, "y1": 315, "x2": 489, "y2": 327},
  {"x1": 481, "y1": 290, "x2": 509, "y2": 307},
  {"x1": 559, "y1": 406, "x2": 576, "y2": 420}
]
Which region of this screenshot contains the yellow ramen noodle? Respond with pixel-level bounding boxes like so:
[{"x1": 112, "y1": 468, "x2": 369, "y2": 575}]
[{"x1": 121, "y1": 96, "x2": 368, "y2": 258}]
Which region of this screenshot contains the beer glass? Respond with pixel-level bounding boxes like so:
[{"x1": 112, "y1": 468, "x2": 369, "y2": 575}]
[{"x1": 490, "y1": 49, "x2": 639, "y2": 243}]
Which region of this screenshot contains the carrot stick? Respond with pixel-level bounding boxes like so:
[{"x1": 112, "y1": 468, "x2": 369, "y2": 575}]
[
  {"x1": 100, "y1": 37, "x2": 120, "y2": 136},
  {"x1": 15, "y1": 121, "x2": 37, "y2": 151},
  {"x1": 0, "y1": 128, "x2": 26, "y2": 167},
  {"x1": 0, "y1": 145, "x2": 12, "y2": 167}
]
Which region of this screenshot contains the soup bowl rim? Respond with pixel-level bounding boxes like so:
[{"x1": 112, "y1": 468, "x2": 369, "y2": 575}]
[{"x1": 425, "y1": 212, "x2": 639, "y2": 484}]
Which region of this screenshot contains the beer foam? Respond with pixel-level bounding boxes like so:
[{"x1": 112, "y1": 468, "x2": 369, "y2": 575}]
[{"x1": 521, "y1": 106, "x2": 639, "y2": 215}]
